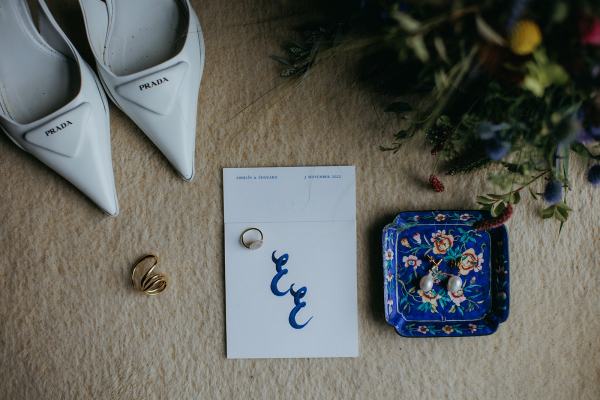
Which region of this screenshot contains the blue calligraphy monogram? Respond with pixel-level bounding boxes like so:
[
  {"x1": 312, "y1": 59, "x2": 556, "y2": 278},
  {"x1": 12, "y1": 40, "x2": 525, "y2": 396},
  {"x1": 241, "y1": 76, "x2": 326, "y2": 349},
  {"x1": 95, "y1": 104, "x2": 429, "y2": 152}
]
[{"x1": 270, "y1": 251, "x2": 313, "y2": 329}]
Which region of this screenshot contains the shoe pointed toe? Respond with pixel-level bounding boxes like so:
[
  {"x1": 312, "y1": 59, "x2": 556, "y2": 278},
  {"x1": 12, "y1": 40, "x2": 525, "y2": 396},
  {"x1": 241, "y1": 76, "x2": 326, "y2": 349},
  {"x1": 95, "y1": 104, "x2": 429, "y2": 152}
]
[
  {"x1": 160, "y1": 122, "x2": 195, "y2": 182},
  {"x1": 98, "y1": 193, "x2": 119, "y2": 216},
  {"x1": 0, "y1": 0, "x2": 120, "y2": 215},
  {"x1": 80, "y1": 0, "x2": 204, "y2": 182}
]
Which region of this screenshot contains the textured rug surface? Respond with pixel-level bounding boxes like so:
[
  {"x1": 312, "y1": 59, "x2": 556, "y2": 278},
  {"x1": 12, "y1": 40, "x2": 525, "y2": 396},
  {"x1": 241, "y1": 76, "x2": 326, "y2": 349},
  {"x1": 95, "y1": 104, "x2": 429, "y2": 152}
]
[{"x1": 1, "y1": 1, "x2": 599, "y2": 399}]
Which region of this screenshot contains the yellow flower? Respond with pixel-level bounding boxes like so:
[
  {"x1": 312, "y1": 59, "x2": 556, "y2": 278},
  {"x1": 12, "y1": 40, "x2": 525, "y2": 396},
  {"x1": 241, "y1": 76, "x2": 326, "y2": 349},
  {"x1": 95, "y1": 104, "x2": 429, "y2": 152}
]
[{"x1": 509, "y1": 20, "x2": 542, "y2": 55}]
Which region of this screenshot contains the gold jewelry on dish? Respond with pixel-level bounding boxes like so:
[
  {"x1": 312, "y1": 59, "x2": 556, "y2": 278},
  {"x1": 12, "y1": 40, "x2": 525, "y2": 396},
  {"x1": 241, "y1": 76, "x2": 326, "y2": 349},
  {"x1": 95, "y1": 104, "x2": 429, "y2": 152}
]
[
  {"x1": 131, "y1": 254, "x2": 168, "y2": 295},
  {"x1": 426, "y1": 255, "x2": 442, "y2": 269}
]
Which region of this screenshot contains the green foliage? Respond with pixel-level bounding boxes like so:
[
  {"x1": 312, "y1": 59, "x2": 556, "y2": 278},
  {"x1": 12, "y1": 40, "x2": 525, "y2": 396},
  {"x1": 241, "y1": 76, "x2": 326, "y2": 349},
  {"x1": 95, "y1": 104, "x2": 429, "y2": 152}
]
[
  {"x1": 521, "y1": 49, "x2": 569, "y2": 97},
  {"x1": 274, "y1": 0, "x2": 600, "y2": 228},
  {"x1": 541, "y1": 202, "x2": 572, "y2": 222},
  {"x1": 271, "y1": 27, "x2": 339, "y2": 77},
  {"x1": 445, "y1": 155, "x2": 491, "y2": 175},
  {"x1": 477, "y1": 191, "x2": 520, "y2": 217}
]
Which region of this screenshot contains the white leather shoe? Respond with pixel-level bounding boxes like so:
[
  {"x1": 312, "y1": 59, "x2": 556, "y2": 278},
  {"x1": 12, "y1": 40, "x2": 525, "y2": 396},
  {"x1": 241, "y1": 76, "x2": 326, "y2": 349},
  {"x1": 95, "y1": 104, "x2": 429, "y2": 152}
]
[
  {"x1": 0, "y1": 0, "x2": 119, "y2": 216},
  {"x1": 79, "y1": 0, "x2": 205, "y2": 181}
]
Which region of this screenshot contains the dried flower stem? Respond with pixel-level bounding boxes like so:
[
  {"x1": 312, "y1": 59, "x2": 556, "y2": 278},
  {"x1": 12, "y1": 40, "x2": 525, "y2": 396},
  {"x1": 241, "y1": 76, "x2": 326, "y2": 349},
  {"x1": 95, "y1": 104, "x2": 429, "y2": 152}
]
[{"x1": 474, "y1": 204, "x2": 514, "y2": 231}]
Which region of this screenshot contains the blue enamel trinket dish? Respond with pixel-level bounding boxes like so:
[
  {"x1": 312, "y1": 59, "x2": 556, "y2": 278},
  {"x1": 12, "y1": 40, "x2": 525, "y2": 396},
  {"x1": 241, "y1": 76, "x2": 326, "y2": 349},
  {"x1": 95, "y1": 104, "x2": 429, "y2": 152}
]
[{"x1": 382, "y1": 211, "x2": 509, "y2": 337}]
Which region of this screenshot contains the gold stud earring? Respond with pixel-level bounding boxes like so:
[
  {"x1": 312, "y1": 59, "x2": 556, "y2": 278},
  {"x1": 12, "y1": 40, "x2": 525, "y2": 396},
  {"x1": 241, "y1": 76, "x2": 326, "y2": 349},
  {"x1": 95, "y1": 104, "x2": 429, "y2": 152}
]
[{"x1": 131, "y1": 254, "x2": 168, "y2": 295}]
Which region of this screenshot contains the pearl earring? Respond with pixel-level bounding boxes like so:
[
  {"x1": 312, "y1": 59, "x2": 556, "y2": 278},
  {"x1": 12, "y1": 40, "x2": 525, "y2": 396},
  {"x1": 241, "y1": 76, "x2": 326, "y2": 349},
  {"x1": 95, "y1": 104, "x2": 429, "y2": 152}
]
[
  {"x1": 447, "y1": 275, "x2": 463, "y2": 293},
  {"x1": 419, "y1": 274, "x2": 434, "y2": 292},
  {"x1": 420, "y1": 255, "x2": 442, "y2": 292}
]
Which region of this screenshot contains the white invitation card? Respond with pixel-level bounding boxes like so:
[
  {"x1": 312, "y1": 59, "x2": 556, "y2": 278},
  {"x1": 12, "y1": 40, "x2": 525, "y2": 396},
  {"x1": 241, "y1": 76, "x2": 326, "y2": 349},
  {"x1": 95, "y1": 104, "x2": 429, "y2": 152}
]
[{"x1": 223, "y1": 166, "x2": 358, "y2": 359}]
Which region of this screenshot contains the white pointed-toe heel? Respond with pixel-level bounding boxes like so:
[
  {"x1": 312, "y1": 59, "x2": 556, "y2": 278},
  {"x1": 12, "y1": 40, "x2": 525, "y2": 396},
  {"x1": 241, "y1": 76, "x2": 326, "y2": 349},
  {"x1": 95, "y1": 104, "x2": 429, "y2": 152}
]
[
  {"x1": 79, "y1": 0, "x2": 205, "y2": 181},
  {"x1": 0, "y1": 0, "x2": 119, "y2": 216}
]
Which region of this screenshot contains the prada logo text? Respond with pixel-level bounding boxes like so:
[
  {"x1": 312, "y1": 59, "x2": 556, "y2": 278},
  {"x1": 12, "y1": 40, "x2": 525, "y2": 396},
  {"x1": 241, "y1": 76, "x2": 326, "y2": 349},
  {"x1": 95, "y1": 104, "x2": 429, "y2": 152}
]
[
  {"x1": 45, "y1": 121, "x2": 73, "y2": 136},
  {"x1": 139, "y1": 77, "x2": 169, "y2": 91}
]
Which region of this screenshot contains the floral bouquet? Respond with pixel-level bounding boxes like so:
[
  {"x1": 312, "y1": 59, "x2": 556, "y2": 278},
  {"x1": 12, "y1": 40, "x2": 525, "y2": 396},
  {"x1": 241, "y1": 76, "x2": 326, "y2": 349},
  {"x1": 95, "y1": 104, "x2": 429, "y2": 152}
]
[{"x1": 274, "y1": 0, "x2": 600, "y2": 229}]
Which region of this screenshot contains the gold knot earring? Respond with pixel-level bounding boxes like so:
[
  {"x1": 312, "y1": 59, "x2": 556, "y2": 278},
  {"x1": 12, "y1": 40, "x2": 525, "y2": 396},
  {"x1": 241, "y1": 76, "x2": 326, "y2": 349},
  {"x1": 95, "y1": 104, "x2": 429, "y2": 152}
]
[{"x1": 131, "y1": 254, "x2": 168, "y2": 295}]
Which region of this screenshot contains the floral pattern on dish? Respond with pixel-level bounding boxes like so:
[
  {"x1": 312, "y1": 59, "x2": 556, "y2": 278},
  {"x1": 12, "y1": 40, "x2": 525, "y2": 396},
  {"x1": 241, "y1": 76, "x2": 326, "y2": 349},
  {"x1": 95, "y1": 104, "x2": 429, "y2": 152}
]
[{"x1": 383, "y1": 210, "x2": 509, "y2": 337}]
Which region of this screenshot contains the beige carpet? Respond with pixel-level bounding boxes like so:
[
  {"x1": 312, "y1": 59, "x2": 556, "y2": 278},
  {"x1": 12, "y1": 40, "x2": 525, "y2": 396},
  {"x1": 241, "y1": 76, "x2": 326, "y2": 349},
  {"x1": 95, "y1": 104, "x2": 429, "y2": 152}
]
[{"x1": 1, "y1": 1, "x2": 599, "y2": 399}]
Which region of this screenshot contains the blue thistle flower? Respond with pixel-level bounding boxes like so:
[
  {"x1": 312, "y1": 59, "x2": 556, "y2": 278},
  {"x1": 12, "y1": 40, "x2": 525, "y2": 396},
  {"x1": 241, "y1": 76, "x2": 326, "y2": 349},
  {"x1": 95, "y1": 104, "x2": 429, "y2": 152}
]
[
  {"x1": 576, "y1": 109, "x2": 600, "y2": 144},
  {"x1": 478, "y1": 121, "x2": 511, "y2": 160},
  {"x1": 543, "y1": 180, "x2": 563, "y2": 204},
  {"x1": 577, "y1": 124, "x2": 600, "y2": 144},
  {"x1": 484, "y1": 138, "x2": 511, "y2": 161},
  {"x1": 477, "y1": 122, "x2": 496, "y2": 140},
  {"x1": 588, "y1": 165, "x2": 600, "y2": 186}
]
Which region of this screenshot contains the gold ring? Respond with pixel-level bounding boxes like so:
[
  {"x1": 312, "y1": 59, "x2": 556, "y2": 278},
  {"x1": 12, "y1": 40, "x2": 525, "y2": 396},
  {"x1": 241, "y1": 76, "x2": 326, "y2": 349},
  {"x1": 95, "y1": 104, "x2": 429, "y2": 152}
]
[
  {"x1": 240, "y1": 227, "x2": 264, "y2": 250},
  {"x1": 131, "y1": 254, "x2": 168, "y2": 296}
]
